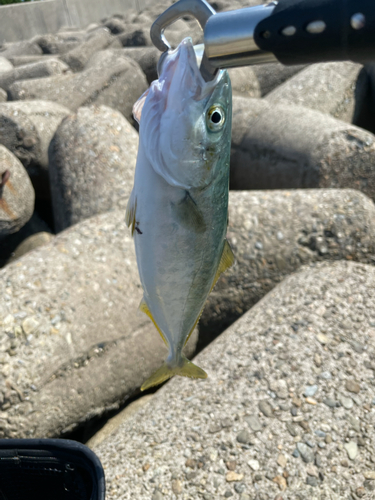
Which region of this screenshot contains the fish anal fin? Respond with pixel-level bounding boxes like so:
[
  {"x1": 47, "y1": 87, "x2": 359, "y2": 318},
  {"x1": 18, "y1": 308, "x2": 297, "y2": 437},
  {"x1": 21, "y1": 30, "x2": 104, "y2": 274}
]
[
  {"x1": 172, "y1": 191, "x2": 206, "y2": 233},
  {"x1": 139, "y1": 298, "x2": 169, "y2": 347},
  {"x1": 125, "y1": 191, "x2": 137, "y2": 236},
  {"x1": 141, "y1": 356, "x2": 207, "y2": 391},
  {"x1": 210, "y1": 239, "x2": 235, "y2": 292}
]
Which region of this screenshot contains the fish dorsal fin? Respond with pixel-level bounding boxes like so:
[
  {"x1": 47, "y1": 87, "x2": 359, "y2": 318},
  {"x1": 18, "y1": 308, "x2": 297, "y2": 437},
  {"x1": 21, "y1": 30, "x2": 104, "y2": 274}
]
[
  {"x1": 133, "y1": 88, "x2": 150, "y2": 124},
  {"x1": 210, "y1": 239, "x2": 235, "y2": 292},
  {"x1": 184, "y1": 240, "x2": 235, "y2": 348},
  {"x1": 125, "y1": 191, "x2": 137, "y2": 236},
  {"x1": 139, "y1": 298, "x2": 169, "y2": 347},
  {"x1": 171, "y1": 191, "x2": 206, "y2": 233}
]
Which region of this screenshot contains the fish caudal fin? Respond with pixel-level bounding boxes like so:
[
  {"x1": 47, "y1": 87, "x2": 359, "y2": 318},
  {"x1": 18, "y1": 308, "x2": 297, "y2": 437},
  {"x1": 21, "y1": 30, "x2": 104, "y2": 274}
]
[{"x1": 141, "y1": 356, "x2": 207, "y2": 391}]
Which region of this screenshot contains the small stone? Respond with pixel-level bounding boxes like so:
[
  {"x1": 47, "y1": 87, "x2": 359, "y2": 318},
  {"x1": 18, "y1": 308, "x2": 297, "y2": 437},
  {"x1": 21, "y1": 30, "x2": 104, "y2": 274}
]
[
  {"x1": 185, "y1": 459, "x2": 196, "y2": 469},
  {"x1": 304, "y1": 385, "x2": 318, "y2": 397},
  {"x1": 273, "y1": 475, "x2": 287, "y2": 491},
  {"x1": 248, "y1": 459, "x2": 260, "y2": 471},
  {"x1": 323, "y1": 398, "x2": 337, "y2": 408},
  {"x1": 297, "y1": 442, "x2": 315, "y2": 463},
  {"x1": 317, "y1": 333, "x2": 330, "y2": 344},
  {"x1": 314, "y1": 353, "x2": 322, "y2": 367},
  {"x1": 22, "y1": 317, "x2": 39, "y2": 335},
  {"x1": 152, "y1": 490, "x2": 164, "y2": 500},
  {"x1": 292, "y1": 396, "x2": 302, "y2": 407},
  {"x1": 345, "y1": 380, "x2": 360, "y2": 394},
  {"x1": 244, "y1": 415, "x2": 262, "y2": 432},
  {"x1": 234, "y1": 483, "x2": 246, "y2": 494},
  {"x1": 299, "y1": 420, "x2": 311, "y2": 432},
  {"x1": 226, "y1": 461, "x2": 237, "y2": 471},
  {"x1": 306, "y1": 476, "x2": 318, "y2": 487},
  {"x1": 239, "y1": 494, "x2": 251, "y2": 500},
  {"x1": 315, "y1": 455, "x2": 322, "y2": 467},
  {"x1": 277, "y1": 454, "x2": 287, "y2": 468},
  {"x1": 344, "y1": 441, "x2": 358, "y2": 460},
  {"x1": 172, "y1": 480, "x2": 182, "y2": 494},
  {"x1": 224, "y1": 490, "x2": 233, "y2": 498},
  {"x1": 209, "y1": 422, "x2": 221, "y2": 433},
  {"x1": 338, "y1": 393, "x2": 353, "y2": 409},
  {"x1": 364, "y1": 471, "x2": 375, "y2": 480},
  {"x1": 306, "y1": 464, "x2": 319, "y2": 477},
  {"x1": 286, "y1": 422, "x2": 299, "y2": 437},
  {"x1": 325, "y1": 434, "x2": 332, "y2": 444},
  {"x1": 292, "y1": 449, "x2": 300, "y2": 458},
  {"x1": 226, "y1": 472, "x2": 244, "y2": 482},
  {"x1": 236, "y1": 430, "x2": 253, "y2": 445},
  {"x1": 305, "y1": 397, "x2": 317, "y2": 405},
  {"x1": 259, "y1": 400, "x2": 274, "y2": 417},
  {"x1": 291, "y1": 407, "x2": 298, "y2": 416},
  {"x1": 319, "y1": 371, "x2": 332, "y2": 380},
  {"x1": 356, "y1": 487, "x2": 366, "y2": 498},
  {"x1": 142, "y1": 463, "x2": 150, "y2": 472}
]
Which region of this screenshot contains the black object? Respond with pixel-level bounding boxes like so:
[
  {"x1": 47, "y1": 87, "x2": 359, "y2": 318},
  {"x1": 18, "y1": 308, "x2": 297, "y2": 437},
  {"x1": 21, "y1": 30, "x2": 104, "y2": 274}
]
[
  {"x1": 0, "y1": 439, "x2": 105, "y2": 500},
  {"x1": 255, "y1": 0, "x2": 375, "y2": 65}
]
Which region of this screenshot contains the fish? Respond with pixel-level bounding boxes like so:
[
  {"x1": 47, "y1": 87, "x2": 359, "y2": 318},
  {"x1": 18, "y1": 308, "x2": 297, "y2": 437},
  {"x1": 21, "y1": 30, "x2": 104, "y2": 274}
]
[{"x1": 125, "y1": 37, "x2": 234, "y2": 391}]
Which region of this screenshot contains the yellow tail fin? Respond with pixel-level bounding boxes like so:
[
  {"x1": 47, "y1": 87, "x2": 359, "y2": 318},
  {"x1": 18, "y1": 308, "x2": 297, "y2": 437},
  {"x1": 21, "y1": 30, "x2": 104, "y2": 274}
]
[{"x1": 141, "y1": 356, "x2": 207, "y2": 391}]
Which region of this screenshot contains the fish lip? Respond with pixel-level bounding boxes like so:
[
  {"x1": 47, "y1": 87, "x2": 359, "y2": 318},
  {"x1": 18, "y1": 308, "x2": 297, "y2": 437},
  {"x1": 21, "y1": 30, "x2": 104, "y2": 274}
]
[{"x1": 160, "y1": 37, "x2": 226, "y2": 101}]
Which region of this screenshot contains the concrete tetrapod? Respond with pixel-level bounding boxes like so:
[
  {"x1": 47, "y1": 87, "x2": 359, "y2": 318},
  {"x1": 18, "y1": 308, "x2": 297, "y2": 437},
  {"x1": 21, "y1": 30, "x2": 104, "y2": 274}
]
[{"x1": 230, "y1": 96, "x2": 375, "y2": 201}]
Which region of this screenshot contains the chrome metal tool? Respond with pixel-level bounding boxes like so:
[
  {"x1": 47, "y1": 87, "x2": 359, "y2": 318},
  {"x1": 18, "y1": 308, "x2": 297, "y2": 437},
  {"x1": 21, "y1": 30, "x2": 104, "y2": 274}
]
[{"x1": 151, "y1": 0, "x2": 375, "y2": 81}]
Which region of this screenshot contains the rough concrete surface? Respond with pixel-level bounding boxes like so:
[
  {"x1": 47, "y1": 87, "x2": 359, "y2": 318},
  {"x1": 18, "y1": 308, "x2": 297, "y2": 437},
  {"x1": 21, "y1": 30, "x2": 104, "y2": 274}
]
[
  {"x1": 266, "y1": 62, "x2": 369, "y2": 124},
  {"x1": 230, "y1": 96, "x2": 375, "y2": 202},
  {"x1": 8, "y1": 52, "x2": 147, "y2": 125},
  {"x1": 49, "y1": 105, "x2": 138, "y2": 231},
  {"x1": 95, "y1": 260, "x2": 375, "y2": 500}
]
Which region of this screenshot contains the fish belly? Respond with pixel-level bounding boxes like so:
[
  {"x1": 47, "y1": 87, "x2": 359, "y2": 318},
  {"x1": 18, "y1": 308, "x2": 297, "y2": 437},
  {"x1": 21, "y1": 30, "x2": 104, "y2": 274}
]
[{"x1": 133, "y1": 155, "x2": 228, "y2": 359}]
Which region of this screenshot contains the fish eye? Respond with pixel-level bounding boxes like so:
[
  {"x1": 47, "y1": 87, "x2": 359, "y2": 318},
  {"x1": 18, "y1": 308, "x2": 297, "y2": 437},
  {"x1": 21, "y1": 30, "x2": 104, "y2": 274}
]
[{"x1": 206, "y1": 105, "x2": 225, "y2": 132}]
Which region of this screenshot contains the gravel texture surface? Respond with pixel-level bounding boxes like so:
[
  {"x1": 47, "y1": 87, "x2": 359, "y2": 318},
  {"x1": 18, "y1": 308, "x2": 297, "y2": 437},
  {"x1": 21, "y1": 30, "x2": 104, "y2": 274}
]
[{"x1": 95, "y1": 260, "x2": 375, "y2": 500}]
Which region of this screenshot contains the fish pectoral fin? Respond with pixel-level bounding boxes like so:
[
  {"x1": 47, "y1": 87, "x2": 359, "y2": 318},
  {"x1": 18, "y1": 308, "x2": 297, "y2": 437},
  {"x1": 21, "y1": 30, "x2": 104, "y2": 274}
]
[
  {"x1": 210, "y1": 239, "x2": 235, "y2": 292},
  {"x1": 139, "y1": 298, "x2": 169, "y2": 347},
  {"x1": 171, "y1": 191, "x2": 206, "y2": 233},
  {"x1": 141, "y1": 356, "x2": 207, "y2": 391},
  {"x1": 125, "y1": 190, "x2": 137, "y2": 236}
]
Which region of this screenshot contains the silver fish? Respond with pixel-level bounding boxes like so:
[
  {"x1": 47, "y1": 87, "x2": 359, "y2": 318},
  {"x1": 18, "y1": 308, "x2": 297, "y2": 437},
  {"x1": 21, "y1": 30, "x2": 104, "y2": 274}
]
[{"x1": 126, "y1": 38, "x2": 234, "y2": 391}]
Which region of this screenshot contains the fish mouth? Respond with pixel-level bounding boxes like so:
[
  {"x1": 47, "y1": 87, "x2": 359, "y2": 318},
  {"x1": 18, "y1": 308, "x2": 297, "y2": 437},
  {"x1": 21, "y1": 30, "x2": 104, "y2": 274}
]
[{"x1": 159, "y1": 37, "x2": 225, "y2": 101}]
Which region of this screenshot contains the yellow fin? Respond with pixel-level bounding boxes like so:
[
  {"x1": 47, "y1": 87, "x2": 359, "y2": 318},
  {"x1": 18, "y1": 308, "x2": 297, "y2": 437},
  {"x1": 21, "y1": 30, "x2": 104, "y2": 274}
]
[
  {"x1": 141, "y1": 355, "x2": 207, "y2": 391},
  {"x1": 210, "y1": 239, "x2": 235, "y2": 292},
  {"x1": 125, "y1": 191, "x2": 137, "y2": 236},
  {"x1": 139, "y1": 298, "x2": 168, "y2": 347}
]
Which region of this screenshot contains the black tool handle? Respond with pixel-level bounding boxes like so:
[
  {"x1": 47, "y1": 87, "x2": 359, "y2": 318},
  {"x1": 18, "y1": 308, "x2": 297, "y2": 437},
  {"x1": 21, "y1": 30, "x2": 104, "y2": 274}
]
[{"x1": 254, "y1": 0, "x2": 375, "y2": 65}]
